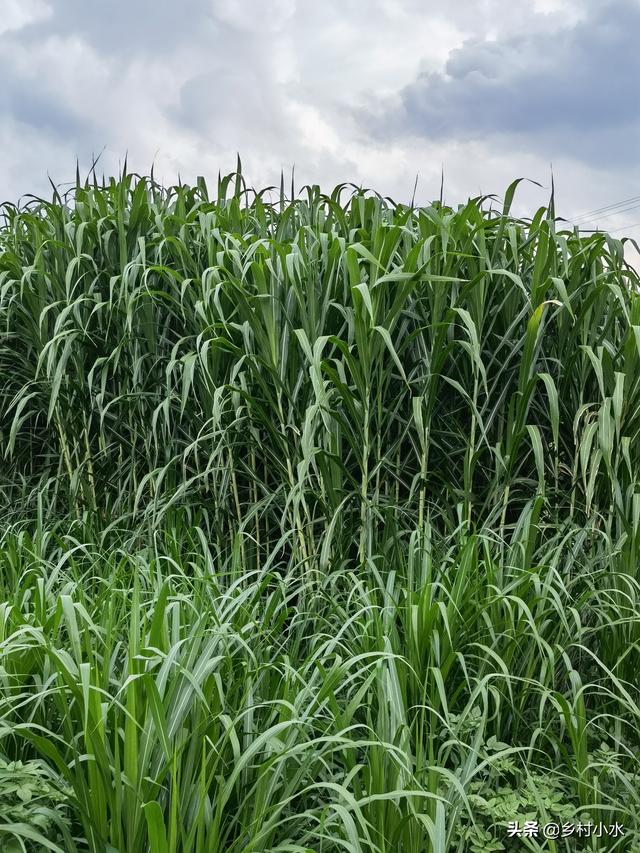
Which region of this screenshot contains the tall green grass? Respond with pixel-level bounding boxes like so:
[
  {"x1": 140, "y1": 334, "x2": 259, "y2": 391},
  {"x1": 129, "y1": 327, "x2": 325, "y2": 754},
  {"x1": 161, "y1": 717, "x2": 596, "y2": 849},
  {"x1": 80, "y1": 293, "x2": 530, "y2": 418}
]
[{"x1": 0, "y1": 166, "x2": 639, "y2": 851}]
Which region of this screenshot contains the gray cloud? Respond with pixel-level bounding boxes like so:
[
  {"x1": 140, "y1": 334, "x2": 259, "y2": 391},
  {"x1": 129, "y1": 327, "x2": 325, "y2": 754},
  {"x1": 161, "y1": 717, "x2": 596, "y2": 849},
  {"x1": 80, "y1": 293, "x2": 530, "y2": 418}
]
[
  {"x1": 0, "y1": 77, "x2": 89, "y2": 140},
  {"x1": 0, "y1": 0, "x2": 638, "y2": 259},
  {"x1": 13, "y1": 1, "x2": 215, "y2": 56},
  {"x1": 388, "y1": 0, "x2": 640, "y2": 164},
  {"x1": 174, "y1": 68, "x2": 282, "y2": 140}
]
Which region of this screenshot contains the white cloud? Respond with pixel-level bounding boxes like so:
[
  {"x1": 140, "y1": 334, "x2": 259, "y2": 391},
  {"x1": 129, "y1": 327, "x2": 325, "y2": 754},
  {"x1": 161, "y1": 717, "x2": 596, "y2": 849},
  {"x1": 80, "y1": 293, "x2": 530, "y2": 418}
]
[
  {"x1": 0, "y1": 0, "x2": 51, "y2": 37},
  {"x1": 209, "y1": 0, "x2": 296, "y2": 32}
]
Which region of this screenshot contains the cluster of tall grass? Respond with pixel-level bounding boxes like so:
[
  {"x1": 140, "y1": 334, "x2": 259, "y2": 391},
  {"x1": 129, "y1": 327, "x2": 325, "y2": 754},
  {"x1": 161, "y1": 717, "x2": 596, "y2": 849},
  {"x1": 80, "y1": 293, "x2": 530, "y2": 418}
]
[{"x1": 0, "y1": 165, "x2": 639, "y2": 852}]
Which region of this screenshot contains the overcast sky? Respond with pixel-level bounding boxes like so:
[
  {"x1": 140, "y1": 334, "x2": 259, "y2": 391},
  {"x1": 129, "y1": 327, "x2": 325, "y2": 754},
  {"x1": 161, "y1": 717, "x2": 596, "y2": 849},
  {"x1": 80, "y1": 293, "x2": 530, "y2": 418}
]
[{"x1": 1, "y1": 0, "x2": 639, "y2": 249}]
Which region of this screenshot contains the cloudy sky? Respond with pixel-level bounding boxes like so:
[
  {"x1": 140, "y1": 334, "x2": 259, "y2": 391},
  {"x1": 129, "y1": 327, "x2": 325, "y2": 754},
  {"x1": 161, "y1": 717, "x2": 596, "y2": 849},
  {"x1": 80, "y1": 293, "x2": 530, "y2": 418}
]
[{"x1": 1, "y1": 0, "x2": 639, "y2": 248}]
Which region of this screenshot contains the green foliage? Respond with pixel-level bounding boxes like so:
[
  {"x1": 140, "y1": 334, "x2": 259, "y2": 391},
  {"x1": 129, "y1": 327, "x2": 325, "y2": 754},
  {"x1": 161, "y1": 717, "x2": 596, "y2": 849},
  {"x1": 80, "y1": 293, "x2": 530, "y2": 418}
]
[
  {"x1": 0, "y1": 755, "x2": 74, "y2": 851},
  {"x1": 451, "y1": 743, "x2": 640, "y2": 852},
  {"x1": 0, "y1": 166, "x2": 638, "y2": 851}
]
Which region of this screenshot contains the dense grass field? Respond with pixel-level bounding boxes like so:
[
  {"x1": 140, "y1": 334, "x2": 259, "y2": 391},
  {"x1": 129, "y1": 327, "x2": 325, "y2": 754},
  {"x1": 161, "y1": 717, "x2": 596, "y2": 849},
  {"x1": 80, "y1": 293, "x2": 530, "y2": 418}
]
[{"x1": 1, "y1": 167, "x2": 639, "y2": 852}]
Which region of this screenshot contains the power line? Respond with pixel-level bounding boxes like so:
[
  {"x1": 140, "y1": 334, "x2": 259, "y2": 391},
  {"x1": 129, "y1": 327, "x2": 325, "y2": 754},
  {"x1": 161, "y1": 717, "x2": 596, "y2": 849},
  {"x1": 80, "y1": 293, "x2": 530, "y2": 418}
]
[
  {"x1": 569, "y1": 194, "x2": 640, "y2": 223},
  {"x1": 575, "y1": 221, "x2": 640, "y2": 235},
  {"x1": 572, "y1": 201, "x2": 640, "y2": 226},
  {"x1": 610, "y1": 221, "x2": 640, "y2": 234}
]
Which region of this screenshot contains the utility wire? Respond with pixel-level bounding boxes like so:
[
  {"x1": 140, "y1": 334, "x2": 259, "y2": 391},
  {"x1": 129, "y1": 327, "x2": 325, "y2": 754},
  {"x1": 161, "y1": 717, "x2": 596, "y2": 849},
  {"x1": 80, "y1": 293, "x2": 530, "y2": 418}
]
[
  {"x1": 572, "y1": 201, "x2": 640, "y2": 226},
  {"x1": 610, "y1": 221, "x2": 640, "y2": 234},
  {"x1": 576, "y1": 221, "x2": 640, "y2": 234},
  {"x1": 569, "y1": 194, "x2": 640, "y2": 223}
]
